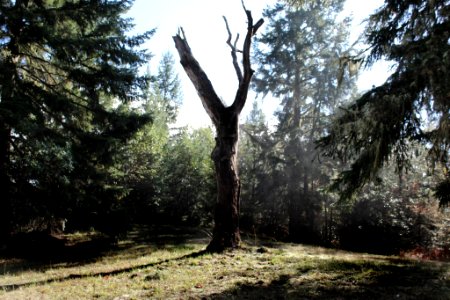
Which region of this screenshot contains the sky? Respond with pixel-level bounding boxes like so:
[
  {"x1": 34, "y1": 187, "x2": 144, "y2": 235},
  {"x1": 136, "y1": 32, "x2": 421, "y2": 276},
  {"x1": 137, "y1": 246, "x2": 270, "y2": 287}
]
[{"x1": 127, "y1": 0, "x2": 388, "y2": 128}]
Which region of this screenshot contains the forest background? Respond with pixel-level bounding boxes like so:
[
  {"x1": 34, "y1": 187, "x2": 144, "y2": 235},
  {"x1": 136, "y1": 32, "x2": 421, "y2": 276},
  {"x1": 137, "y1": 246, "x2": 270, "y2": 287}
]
[{"x1": 0, "y1": 0, "x2": 449, "y2": 258}]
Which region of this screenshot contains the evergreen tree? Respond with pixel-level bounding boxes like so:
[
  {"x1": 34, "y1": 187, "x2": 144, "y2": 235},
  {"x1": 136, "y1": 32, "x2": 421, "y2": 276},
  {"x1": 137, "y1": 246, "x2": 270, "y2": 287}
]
[
  {"x1": 158, "y1": 127, "x2": 216, "y2": 226},
  {"x1": 253, "y1": 0, "x2": 355, "y2": 242},
  {"x1": 317, "y1": 0, "x2": 450, "y2": 206},
  {"x1": 239, "y1": 101, "x2": 269, "y2": 228},
  {"x1": 334, "y1": 144, "x2": 447, "y2": 254},
  {"x1": 154, "y1": 52, "x2": 182, "y2": 123},
  {"x1": 0, "y1": 0, "x2": 153, "y2": 234},
  {"x1": 239, "y1": 101, "x2": 291, "y2": 238},
  {"x1": 112, "y1": 56, "x2": 182, "y2": 223}
]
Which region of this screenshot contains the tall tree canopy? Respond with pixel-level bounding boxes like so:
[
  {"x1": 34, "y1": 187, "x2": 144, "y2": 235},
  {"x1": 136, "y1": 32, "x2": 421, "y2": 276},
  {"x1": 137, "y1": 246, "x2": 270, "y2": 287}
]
[
  {"x1": 251, "y1": 0, "x2": 356, "y2": 242},
  {"x1": 0, "y1": 0, "x2": 153, "y2": 234},
  {"x1": 317, "y1": 0, "x2": 450, "y2": 205}
]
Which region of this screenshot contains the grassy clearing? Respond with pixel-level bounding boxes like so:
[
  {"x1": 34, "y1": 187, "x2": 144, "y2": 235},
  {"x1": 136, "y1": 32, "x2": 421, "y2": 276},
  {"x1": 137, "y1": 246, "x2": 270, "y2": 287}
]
[{"x1": 0, "y1": 226, "x2": 449, "y2": 299}]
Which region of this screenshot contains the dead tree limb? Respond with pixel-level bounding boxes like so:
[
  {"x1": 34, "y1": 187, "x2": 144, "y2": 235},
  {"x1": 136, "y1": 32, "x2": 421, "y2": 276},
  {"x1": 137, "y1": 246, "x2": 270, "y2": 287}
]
[
  {"x1": 231, "y1": 7, "x2": 264, "y2": 113},
  {"x1": 173, "y1": 5, "x2": 264, "y2": 252},
  {"x1": 223, "y1": 16, "x2": 243, "y2": 83},
  {"x1": 172, "y1": 29, "x2": 224, "y2": 127}
]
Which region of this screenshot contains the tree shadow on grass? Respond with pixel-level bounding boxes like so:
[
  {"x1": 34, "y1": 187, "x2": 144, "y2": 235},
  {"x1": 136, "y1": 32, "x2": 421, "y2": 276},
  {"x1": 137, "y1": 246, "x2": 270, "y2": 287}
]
[
  {"x1": 0, "y1": 248, "x2": 208, "y2": 292},
  {"x1": 0, "y1": 225, "x2": 209, "y2": 277},
  {"x1": 205, "y1": 259, "x2": 450, "y2": 300}
]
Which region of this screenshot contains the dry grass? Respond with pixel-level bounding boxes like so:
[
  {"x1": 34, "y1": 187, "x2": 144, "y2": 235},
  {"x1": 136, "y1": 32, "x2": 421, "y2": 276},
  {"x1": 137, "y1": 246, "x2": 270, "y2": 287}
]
[{"x1": 0, "y1": 226, "x2": 449, "y2": 299}]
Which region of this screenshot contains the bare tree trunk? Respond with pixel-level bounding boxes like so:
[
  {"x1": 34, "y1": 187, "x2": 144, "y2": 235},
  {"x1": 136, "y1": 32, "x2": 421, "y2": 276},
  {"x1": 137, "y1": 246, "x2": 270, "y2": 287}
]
[
  {"x1": 173, "y1": 4, "x2": 263, "y2": 252},
  {"x1": 208, "y1": 114, "x2": 241, "y2": 251}
]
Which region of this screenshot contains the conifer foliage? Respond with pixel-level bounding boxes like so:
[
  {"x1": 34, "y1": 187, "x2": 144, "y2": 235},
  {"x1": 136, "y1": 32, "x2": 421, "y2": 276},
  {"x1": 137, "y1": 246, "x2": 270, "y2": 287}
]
[
  {"x1": 317, "y1": 0, "x2": 450, "y2": 205},
  {"x1": 251, "y1": 0, "x2": 355, "y2": 243},
  {"x1": 0, "y1": 0, "x2": 153, "y2": 234}
]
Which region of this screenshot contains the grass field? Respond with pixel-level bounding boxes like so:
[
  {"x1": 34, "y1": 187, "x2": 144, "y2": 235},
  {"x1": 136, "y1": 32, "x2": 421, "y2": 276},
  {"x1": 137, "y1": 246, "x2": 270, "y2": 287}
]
[{"x1": 1, "y1": 226, "x2": 449, "y2": 299}]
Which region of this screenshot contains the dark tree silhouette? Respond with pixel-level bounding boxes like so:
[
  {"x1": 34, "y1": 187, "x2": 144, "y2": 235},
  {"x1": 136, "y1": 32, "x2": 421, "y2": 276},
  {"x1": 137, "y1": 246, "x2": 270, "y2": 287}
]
[
  {"x1": 173, "y1": 3, "x2": 263, "y2": 252},
  {"x1": 0, "y1": 0, "x2": 152, "y2": 236}
]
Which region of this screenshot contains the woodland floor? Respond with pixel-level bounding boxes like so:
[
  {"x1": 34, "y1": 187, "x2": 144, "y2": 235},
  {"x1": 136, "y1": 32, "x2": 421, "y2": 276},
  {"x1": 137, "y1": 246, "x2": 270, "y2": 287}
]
[{"x1": 0, "y1": 225, "x2": 449, "y2": 299}]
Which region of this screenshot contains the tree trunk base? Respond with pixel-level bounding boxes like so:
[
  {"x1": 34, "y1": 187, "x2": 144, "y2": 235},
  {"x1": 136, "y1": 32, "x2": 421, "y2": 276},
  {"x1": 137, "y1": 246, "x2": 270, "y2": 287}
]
[{"x1": 205, "y1": 232, "x2": 241, "y2": 253}]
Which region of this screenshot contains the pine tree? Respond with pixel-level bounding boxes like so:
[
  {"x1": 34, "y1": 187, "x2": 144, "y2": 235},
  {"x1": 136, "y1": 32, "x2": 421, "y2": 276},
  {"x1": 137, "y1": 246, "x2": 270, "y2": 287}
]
[
  {"x1": 0, "y1": 0, "x2": 153, "y2": 234},
  {"x1": 317, "y1": 0, "x2": 450, "y2": 206}
]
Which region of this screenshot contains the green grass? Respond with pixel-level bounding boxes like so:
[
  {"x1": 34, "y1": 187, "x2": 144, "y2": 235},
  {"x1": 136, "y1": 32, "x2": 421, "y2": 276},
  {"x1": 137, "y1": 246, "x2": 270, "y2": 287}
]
[{"x1": 0, "y1": 226, "x2": 449, "y2": 299}]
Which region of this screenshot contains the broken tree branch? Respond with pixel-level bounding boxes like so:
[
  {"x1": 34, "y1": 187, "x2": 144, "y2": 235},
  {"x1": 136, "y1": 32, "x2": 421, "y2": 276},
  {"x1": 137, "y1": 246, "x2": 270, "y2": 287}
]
[
  {"x1": 231, "y1": 7, "x2": 264, "y2": 114},
  {"x1": 173, "y1": 28, "x2": 225, "y2": 127},
  {"x1": 240, "y1": 0, "x2": 247, "y2": 13},
  {"x1": 253, "y1": 19, "x2": 264, "y2": 36},
  {"x1": 173, "y1": 2, "x2": 264, "y2": 121},
  {"x1": 223, "y1": 16, "x2": 243, "y2": 84}
]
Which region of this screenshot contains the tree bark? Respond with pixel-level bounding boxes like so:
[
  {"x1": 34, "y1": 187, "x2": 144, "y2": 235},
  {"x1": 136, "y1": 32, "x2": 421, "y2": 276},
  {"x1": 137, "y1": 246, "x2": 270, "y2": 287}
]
[
  {"x1": 208, "y1": 110, "x2": 241, "y2": 251},
  {"x1": 173, "y1": 5, "x2": 263, "y2": 252}
]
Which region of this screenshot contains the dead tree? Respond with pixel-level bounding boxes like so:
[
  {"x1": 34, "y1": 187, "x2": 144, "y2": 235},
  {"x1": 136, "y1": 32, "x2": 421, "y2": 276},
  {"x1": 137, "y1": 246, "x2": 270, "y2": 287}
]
[{"x1": 173, "y1": 4, "x2": 263, "y2": 252}]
